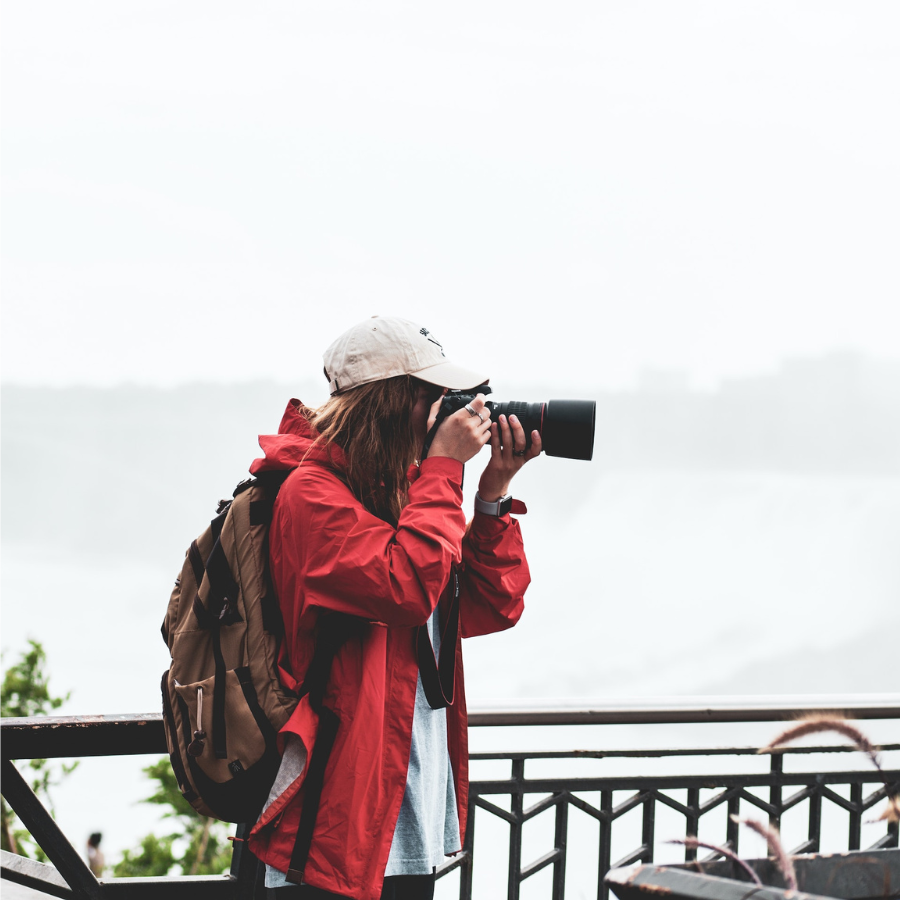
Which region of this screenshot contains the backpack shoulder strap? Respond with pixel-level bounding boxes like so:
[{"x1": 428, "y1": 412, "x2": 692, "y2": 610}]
[{"x1": 286, "y1": 612, "x2": 367, "y2": 884}]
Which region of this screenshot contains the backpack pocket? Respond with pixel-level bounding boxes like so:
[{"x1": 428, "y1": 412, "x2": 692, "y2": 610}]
[
  {"x1": 173, "y1": 667, "x2": 281, "y2": 823},
  {"x1": 161, "y1": 670, "x2": 199, "y2": 807}
]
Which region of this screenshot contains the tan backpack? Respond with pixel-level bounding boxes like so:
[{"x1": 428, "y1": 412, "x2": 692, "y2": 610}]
[{"x1": 161, "y1": 472, "x2": 298, "y2": 823}]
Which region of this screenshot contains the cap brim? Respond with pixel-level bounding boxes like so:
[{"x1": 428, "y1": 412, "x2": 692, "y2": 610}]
[{"x1": 412, "y1": 361, "x2": 488, "y2": 391}]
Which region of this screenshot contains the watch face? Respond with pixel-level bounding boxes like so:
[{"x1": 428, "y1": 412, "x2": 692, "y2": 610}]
[{"x1": 499, "y1": 495, "x2": 513, "y2": 516}]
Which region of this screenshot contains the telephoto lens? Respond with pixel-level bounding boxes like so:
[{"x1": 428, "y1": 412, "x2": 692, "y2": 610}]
[
  {"x1": 434, "y1": 386, "x2": 596, "y2": 461},
  {"x1": 489, "y1": 399, "x2": 596, "y2": 460}
]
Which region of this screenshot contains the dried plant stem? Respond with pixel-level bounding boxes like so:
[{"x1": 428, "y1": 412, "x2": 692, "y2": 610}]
[
  {"x1": 760, "y1": 715, "x2": 882, "y2": 772},
  {"x1": 759, "y1": 714, "x2": 899, "y2": 824},
  {"x1": 732, "y1": 816, "x2": 797, "y2": 892},
  {"x1": 666, "y1": 838, "x2": 762, "y2": 886},
  {"x1": 872, "y1": 794, "x2": 900, "y2": 825}
]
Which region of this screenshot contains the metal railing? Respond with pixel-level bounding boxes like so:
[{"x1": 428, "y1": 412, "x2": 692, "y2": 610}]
[{"x1": 2, "y1": 695, "x2": 899, "y2": 900}]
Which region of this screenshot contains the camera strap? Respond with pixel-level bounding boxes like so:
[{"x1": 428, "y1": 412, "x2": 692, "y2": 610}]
[
  {"x1": 420, "y1": 416, "x2": 443, "y2": 460},
  {"x1": 416, "y1": 569, "x2": 460, "y2": 709}
]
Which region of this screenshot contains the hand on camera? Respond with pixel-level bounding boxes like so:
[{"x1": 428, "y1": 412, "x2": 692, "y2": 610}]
[
  {"x1": 478, "y1": 414, "x2": 542, "y2": 501},
  {"x1": 428, "y1": 393, "x2": 493, "y2": 464}
]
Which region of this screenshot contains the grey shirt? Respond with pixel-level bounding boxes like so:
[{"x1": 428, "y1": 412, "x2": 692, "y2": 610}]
[{"x1": 384, "y1": 606, "x2": 460, "y2": 875}]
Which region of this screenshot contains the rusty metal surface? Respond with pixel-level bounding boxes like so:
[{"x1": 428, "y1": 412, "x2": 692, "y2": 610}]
[
  {"x1": 1, "y1": 850, "x2": 74, "y2": 899},
  {"x1": 1, "y1": 714, "x2": 166, "y2": 760},
  {"x1": 608, "y1": 864, "x2": 818, "y2": 900},
  {"x1": 2, "y1": 693, "x2": 900, "y2": 757},
  {"x1": 671, "y1": 849, "x2": 900, "y2": 899},
  {"x1": 606, "y1": 850, "x2": 900, "y2": 900}
]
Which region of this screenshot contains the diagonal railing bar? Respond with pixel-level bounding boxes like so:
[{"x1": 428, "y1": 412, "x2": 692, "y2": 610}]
[
  {"x1": 565, "y1": 791, "x2": 607, "y2": 823},
  {"x1": 700, "y1": 840, "x2": 735, "y2": 864},
  {"x1": 473, "y1": 795, "x2": 518, "y2": 825},
  {"x1": 610, "y1": 790, "x2": 650, "y2": 821},
  {"x1": 520, "y1": 848, "x2": 562, "y2": 881},
  {"x1": 1, "y1": 759, "x2": 102, "y2": 900},
  {"x1": 610, "y1": 844, "x2": 650, "y2": 870},
  {"x1": 862, "y1": 782, "x2": 900, "y2": 811},
  {"x1": 523, "y1": 792, "x2": 565, "y2": 822},
  {"x1": 650, "y1": 790, "x2": 692, "y2": 818},
  {"x1": 698, "y1": 785, "x2": 740, "y2": 816},
  {"x1": 736, "y1": 788, "x2": 778, "y2": 816},
  {"x1": 869, "y1": 832, "x2": 900, "y2": 851},
  {"x1": 436, "y1": 850, "x2": 470, "y2": 878},
  {"x1": 781, "y1": 784, "x2": 817, "y2": 813},
  {"x1": 819, "y1": 784, "x2": 861, "y2": 814}
]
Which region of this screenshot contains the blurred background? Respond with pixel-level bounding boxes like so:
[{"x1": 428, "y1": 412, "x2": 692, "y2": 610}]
[{"x1": 2, "y1": 0, "x2": 898, "y2": 880}]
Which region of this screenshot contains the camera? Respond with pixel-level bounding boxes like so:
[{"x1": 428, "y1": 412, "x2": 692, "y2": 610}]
[{"x1": 428, "y1": 385, "x2": 596, "y2": 461}]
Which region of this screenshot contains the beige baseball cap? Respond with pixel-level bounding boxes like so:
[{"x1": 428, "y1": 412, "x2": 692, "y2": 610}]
[{"x1": 323, "y1": 316, "x2": 488, "y2": 395}]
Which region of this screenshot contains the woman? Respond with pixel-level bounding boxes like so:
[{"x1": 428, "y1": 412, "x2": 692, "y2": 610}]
[{"x1": 248, "y1": 316, "x2": 539, "y2": 900}]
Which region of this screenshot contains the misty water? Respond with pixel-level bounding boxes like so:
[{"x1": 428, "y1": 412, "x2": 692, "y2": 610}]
[{"x1": 2, "y1": 374, "x2": 898, "y2": 896}]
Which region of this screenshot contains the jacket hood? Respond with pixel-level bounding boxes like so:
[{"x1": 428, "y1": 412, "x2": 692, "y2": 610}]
[{"x1": 250, "y1": 399, "x2": 347, "y2": 475}]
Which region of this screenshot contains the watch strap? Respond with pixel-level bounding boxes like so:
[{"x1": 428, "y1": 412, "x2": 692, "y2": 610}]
[{"x1": 474, "y1": 492, "x2": 513, "y2": 517}]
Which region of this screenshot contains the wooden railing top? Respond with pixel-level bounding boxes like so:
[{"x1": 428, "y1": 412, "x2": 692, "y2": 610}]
[{"x1": 2, "y1": 695, "x2": 898, "y2": 760}]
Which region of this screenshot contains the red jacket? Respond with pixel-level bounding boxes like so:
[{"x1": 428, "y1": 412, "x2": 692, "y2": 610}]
[{"x1": 247, "y1": 401, "x2": 530, "y2": 900}]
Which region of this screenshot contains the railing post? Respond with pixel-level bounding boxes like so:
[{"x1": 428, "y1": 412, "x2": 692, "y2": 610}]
[
  {"x1": 807, "y1": 781, "x2": 823, "y2": 853},
  {"x1": 769, "y1": 753, "x2": 783, "y2": 834},
  {"x1": 641, "y1": 794, "x2": 655, "y2": 863},
  {"x1": 460, "y1": 798, "x2": 476, "y2": 900},
  {"x1": 726, "y1": 792, "x2": 740, "y2": 855},
  {"x1": 597, "y1": 789, "x2": 612, "y2": 900},
  {"x1": 888, "y1": 814, "x2": 899, "y2": 849},
  {"x1": 685, "y1": 788, "x2": 699, "y2": 862},
  {"x1": 508, "y1": 758, "x2": 524, "y2": 900},
  {"x1": 230, "y1": 822, "x2": 263, "y2": 900},
  {"x1": 849, "y1": 782, "x2": 862, "y2": 851},
  {"x1": 552, "y1": 794, "x2": 568, "y2": 899}
]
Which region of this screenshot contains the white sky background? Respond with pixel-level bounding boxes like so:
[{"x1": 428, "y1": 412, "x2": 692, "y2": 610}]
[{"x1": 2, "y1": 1, "x2": 899, "y2": 391}]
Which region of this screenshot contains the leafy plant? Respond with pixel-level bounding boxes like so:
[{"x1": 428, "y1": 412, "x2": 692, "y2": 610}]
[
  {"x1": 113, "y1": 758, "x2": 232, "y2": 877},
  {"x1": 1, "y1": 640, "x2": 76, "y2": 861}
]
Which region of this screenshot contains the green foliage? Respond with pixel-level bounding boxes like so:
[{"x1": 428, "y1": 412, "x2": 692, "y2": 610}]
[
  {"x1": 1, "y1": 640, "x2": 231, "y2": 877},
  {"x1": 113, "y1": 833, "x2": 178, "y2": 878},
  {"x1": 1, "y1": 639, "x2": 69, "y2": 718},
  {"x1": 1, "y1": 640, "x2": 76, "y2": 861},
  {"x1": 114, "y1": 758, "x2": 232, "y2": 877}
]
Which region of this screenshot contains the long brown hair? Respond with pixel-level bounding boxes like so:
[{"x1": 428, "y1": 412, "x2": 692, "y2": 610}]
[{"x1": 307, "y1": 375, "x2": 421, "y2": 525}]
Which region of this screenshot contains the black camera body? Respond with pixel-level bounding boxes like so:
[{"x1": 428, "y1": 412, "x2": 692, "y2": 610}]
[{"x1": 432, "y1": 384, "x2": 595, "y2": 461}]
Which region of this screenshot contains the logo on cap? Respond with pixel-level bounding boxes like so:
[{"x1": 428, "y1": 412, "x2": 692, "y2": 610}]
[{"x1": 419, "y1": 328, "x2": 445, "y2": 357}]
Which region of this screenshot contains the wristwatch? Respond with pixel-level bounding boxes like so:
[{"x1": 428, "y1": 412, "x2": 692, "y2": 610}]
[{"x1": 474, "y1": 492, "x2": 513, "y2": 517}]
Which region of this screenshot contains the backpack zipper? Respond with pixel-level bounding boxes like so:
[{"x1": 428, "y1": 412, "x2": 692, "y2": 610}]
[{"x1": 187, "y1": 685, "x2": 207, "y2": 757}]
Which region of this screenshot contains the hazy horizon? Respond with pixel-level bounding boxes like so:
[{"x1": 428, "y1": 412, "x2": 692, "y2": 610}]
[{"x1": 3, "y1": 3, "x2": 899, "y2": 392}]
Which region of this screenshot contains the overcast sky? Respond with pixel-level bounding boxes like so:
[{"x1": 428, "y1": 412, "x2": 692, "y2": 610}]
[{"x1": 2, "y1": 1, "x2": 898, "y2": 392}]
